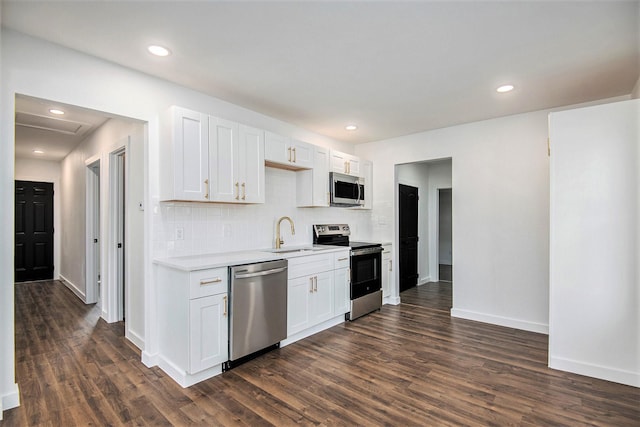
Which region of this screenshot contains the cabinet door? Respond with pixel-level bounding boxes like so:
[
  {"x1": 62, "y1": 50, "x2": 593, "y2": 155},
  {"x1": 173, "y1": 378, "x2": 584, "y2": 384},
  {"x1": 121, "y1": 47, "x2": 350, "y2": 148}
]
[
  {"x1": 172, "y1": 107, "x2": 209, "y2": 201},
  {"x1": 347, "y1": 157, "x2": 360, "y2": 176},
  {"x1": 264, "y1": 131, "x2": 291, "y2": 165},
  {"x1": 311, "y1": 271, "x2": 334, "y2": 325},
  {"x1": 239, "y1": 125, "x2": 265, "y2": 203},
  {"x1": 382, "y1": 244, "x2": 393, "y2": 297},
  {"x1": 331, "y1": 151, "x2": 349, "y2": 174},
  {"x1": 209, "y1": 117, "x2": 240, "y2": 202},
  {"x1": 333, "y1": 267, "x2": 350, "y2": 316},
  {"x1": 313, "y1": 146, "x2": 330, "y2": 206},
  {"x1": 189, "y1": 293, "x2": 228, "y2": 374},
  {"x1": 290, "y1": 140, "x2": 314, "y2": 169},
  {"x1": 288, "y1": 276, "x2": 312, "y2": 336}
]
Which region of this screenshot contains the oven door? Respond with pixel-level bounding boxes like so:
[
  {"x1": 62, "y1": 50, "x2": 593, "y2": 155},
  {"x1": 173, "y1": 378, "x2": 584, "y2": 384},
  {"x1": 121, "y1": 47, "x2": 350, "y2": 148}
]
[{"x1": 350, "y1": 248, "x2": 382, "y2": 299}]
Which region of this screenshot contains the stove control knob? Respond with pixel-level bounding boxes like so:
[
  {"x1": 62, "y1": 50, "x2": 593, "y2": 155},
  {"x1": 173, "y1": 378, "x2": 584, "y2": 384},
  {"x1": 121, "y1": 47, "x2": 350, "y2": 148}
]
[{"x1": 343, "y1": 225, "x2": 349, "y2": 231}]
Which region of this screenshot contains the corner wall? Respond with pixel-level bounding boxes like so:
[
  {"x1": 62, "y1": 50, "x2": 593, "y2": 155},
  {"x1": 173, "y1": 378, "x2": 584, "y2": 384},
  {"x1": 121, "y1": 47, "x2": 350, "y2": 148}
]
[
  {"x1": 549, "y1": 99, "x2": 639, "y2": 387},
  {"x1": 356, "y1": 110, "x2": 551, "y2": 333}
]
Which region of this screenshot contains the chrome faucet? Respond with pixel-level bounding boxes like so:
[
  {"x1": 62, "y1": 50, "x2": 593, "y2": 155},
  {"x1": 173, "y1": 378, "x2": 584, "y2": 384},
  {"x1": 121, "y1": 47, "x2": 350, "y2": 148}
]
[{"x1": 275, "y1": 216, "x2": 295, "y2": 249}]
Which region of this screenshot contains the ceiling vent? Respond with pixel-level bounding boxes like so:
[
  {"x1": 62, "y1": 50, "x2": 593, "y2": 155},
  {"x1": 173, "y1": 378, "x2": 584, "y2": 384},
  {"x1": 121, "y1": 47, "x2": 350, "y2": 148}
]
[{"x1": 15, "y1": 112, "x2": 93, "y2": 136}]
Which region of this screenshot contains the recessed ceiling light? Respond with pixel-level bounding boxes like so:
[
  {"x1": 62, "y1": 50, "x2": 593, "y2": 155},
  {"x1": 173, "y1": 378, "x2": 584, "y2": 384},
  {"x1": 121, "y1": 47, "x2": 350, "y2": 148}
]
[
  {"x1": 496, "y1": 84, "x2": 515, "y2": 93},
  {"x1": 49, "y1": 109, "x2": 65, "y2": 115},
  {"x1": 33, "y1": 150, "x2": 44, "y2": 154},
  {"x1": 148, "y1": 45, "x2": 171, "y2": 57},
  {"x1": 345, "y1": 124, "x2": 358, "y2": 131}
]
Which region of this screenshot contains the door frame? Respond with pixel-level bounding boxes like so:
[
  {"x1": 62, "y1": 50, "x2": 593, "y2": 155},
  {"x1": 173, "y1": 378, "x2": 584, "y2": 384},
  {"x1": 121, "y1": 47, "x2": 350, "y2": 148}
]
[
  {"x1": 106, "y1": 140, "x2": 129, "y2": 323},
  {"x1": 85, "y1": 156, "x2": 101, "y2": 305},
  {"x1": 435, "y1": 187, "x2": 453, "y2": 282}
]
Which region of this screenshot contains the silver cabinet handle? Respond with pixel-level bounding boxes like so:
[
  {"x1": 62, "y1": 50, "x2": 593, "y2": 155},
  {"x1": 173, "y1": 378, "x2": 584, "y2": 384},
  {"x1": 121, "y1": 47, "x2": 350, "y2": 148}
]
[
  {"x1": 235, "y1": 267, "x2": 287, "y2": 279},
  {"x1": 344, "y1": 161, "x2": 348, "y2": 174},
  {"x1": 241, "y1": 182, "x2": 246, "y2": 200},
  {"x1": 309, "y1": 277, "x2": 314, "y2": 293},
  {"x1": 204, "y1": 179, "x2": 209, "y2": 200},
  {"x1": 389, "y1": 260, "x2": 393, "y2": 271},
  {"x1": 200, "y1": 277, "x2": 222, "y2": 286},
  {"x1": 314, "y1": 276, "x2": 318, "y2": 292},
  {"x1": 235, "y1": 182, "x2": 239, "y2": 200},
  {"x1": 337, "y1": 257, "x2": 348, "y2": 261},
  {"x1": 292, "y1": 147, "x2": 297, "y2": 163},
  {"x1": 288, "y1": 147, "x2": 292, "y2": 162}
]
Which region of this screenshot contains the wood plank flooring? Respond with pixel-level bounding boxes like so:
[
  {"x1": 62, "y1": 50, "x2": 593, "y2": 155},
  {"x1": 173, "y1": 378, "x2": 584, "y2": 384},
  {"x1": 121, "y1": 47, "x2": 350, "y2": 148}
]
[{"x1": 4, "y1": 280, "x2": 639, "y2": 426}]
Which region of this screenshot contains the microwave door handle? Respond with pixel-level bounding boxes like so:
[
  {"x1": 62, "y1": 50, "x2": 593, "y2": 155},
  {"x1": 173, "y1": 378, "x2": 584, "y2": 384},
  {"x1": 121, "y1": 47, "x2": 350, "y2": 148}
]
[{"x1": 357, "y1": 179, "x2": 362, "y2": 204}]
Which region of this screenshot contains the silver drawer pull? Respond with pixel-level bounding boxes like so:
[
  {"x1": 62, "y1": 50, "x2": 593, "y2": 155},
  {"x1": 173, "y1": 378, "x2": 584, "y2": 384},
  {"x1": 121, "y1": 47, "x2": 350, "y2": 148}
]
[
  {"x1": 337, "y1": 257, "x2": 348, "y2": 261},
  {"x1": 200, "y1": 277, "x2": 222, "y2": 286}
]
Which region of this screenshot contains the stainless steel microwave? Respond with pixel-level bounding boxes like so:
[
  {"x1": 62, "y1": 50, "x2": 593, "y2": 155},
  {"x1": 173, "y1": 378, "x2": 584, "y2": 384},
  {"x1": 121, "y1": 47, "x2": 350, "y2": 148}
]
[{"x1": 329, "y1": 172, "x2": 365, "y2": 207}]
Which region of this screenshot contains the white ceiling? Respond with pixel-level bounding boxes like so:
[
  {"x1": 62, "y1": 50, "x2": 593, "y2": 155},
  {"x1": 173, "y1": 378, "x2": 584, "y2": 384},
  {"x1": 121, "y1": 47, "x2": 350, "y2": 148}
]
[
  {"x1": 3, "y1": 1, "x2": 639, "y2": 147},
  {"x1": 14, "y1": 95, "x2": 111, "y2": 161}
]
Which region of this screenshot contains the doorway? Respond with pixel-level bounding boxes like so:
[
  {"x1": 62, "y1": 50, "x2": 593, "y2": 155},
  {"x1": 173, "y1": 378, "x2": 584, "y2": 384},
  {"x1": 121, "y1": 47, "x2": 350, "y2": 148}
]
[
  {"x1": 399, "y1": 183, "x2": 419, "y2": 292},
  {"x1": 86, "y1": 161, "x2": 101, "y2": 305},
  {"x1": 14, "y1": 180, "x2": 54, "y2": 282},
  {"x1": 437, "y1": 188, "x2": 452, "y2": 282},
  {"x1": 112, "y1": 148, "x2": 126, "y2": 321}
]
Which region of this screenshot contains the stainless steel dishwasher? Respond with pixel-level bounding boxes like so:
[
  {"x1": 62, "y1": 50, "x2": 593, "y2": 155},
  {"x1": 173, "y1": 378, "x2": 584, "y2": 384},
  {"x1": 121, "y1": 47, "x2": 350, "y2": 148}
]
[{"x1": 226, "y1": 259, "x2": 288, "y2": 370}]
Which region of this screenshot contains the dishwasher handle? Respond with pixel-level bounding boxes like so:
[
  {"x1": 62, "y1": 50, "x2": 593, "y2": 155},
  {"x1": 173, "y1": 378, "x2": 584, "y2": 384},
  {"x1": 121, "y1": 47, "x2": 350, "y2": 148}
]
[{"x1": 234, "y1": 266, "x2": 287, "y2": 279}]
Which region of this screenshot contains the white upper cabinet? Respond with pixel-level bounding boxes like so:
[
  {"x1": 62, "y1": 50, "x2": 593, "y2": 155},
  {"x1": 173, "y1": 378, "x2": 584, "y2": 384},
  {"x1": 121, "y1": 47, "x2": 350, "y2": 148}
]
[
  {"x1": 296, "y1": 145, "x2": 330, "y2": 207},
  {"x1": 330, "y1": 150, "x2": 360, "y2": 176},
  {"x1": 162, "y1": 106, "x2": 265, "y2": 204},
  {"x1": 209, "y1": 118, "x2": 265, "y2": 203},
  {"x1": 161, "y1": 106, "x2": 209, "y2": 201},
  {"x1": 209, "y1": 117, "x2": 239, "y2": 202},
  {"x1": 265, "y1": 131, "x2": 314, "y2": 170}
]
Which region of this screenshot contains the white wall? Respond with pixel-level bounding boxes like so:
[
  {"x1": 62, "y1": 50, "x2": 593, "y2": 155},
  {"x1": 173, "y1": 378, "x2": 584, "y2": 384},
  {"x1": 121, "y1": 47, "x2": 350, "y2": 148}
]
[
  {"x1": 549, "y1": 99, "x2": 639, "y2": 387},
  {"x1": 0, "y1": 29, "x2": 358, "y2": 412},
  {"x1": 14, "y1": 158, "x2": 61, "y2": 280},
  {"x1": 58, "y1": 117, "x2": 145, "y2": 347},
  {"x1": 356, "y1": 111, "x2": 551, "y2": 334}
]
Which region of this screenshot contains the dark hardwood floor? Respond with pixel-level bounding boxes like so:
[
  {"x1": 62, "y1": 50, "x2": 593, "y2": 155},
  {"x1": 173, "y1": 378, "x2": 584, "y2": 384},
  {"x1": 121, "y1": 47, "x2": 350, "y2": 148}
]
[{"x1": 5, "y1": 280, "x2": 639, "y2": 426}]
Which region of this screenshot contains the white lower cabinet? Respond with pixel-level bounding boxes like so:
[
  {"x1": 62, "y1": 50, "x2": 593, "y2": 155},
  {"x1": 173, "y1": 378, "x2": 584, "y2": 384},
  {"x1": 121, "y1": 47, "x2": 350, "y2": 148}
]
[
  {"x1": 156, "y1": 265, "x2": 229, "y2": 387},
  {"x1": 189, "y1": 293, "x2": 228, "y2": 374},
  {"x1": 285, "y1": 250, "x2": 349, "y2": 340},
  {"x1": 382, "y1": 244, "x2": 393, "y2": 299}
]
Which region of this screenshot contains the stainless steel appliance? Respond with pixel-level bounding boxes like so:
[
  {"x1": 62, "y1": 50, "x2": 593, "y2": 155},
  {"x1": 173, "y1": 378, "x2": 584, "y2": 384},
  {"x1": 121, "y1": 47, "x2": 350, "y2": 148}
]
[
  {"x1": 313, "y1": 224, "x2": 382, "y2": 320},
  {"x1": 226, "y1": 259, "x2": 288, "y2": 370},
  {"x1": 329, "y1": 172, "x2": 365, "y2": 207}
]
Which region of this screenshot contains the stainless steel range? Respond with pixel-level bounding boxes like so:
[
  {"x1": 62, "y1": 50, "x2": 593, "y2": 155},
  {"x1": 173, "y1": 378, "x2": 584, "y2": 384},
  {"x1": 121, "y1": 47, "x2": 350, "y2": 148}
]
[{"x1": 313, "y1": 224, "x2": 382, "y2": 320}]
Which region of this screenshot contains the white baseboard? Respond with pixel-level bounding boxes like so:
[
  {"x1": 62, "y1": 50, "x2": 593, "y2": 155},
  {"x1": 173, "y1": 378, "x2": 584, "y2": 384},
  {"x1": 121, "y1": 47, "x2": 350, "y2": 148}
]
[
  {"x1": 418, "y1": 277, "x2": 431, "y2": 285},
  {"x1": 281, "y1": 315, "x2": 345, "y2": 348},
  {"x1": 126, "y1": 328, "x2": 144, "y2": 350},
  {"x1": 383, "y1": 295, "x2": 401, "y2": 305},
  {"x1": 158, "y1": 355, "x2": 222, "y2": 388},
  {"x1": 451, "y1": 308, "x2": 549, "y2": 334},
  {"x1": 549, "y1": 356, "x2": 640, "y2": 388},
  {"x1": 1, "y1": 383, "x2": 20, "y2": 417},
  {"x1": 58, "y1": 274, "x2": 86, "y2": 303},
  {"x1": 141, "y1": 351, "x2": 158, "y2": 368}
]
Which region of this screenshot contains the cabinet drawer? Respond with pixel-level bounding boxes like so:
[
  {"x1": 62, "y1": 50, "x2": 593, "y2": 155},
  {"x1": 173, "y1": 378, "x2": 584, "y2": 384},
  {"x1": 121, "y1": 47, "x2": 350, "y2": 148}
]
[
  {"x1": 334, "y1": 251, "x2": 350, "y2": 269},
  {"x1": 190, "y1": 268, "x2": 228, "y2": 299},
  {"x1": 288, "y1": 253, "x2": 334, "y2": 279}
]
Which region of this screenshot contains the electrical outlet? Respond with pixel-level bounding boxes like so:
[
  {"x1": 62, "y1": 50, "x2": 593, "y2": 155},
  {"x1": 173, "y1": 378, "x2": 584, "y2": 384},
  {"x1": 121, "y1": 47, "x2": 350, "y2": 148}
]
[{"x1": 175, "y1": 227, "x2": 184, "y2": 240}]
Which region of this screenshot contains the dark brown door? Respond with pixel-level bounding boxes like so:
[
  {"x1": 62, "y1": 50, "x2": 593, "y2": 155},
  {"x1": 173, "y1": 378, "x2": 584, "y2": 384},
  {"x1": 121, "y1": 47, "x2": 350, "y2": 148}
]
[
  {"x1": 15, "y1": 180, "x2": 54, "y2": 282},
  {"x1": 399, "y1": 184, "x2": 419, "y2": 292}
]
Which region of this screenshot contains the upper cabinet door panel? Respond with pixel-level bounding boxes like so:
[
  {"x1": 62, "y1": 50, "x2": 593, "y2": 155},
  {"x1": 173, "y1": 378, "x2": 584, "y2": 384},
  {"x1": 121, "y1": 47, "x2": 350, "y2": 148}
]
[
  {"x1": 264, "y1": 132, "x2": 313, "y2": 170},
  {"x1": 239, "y1": 125, "x2": 265, "y2": 203},
  {"x1": 264, "y1": 131, "x2": 291, "y2": 164},
  {"x1": 171, "y1": 107, "x2": 208, "y2": 201},
  {"x1": 209, "y1": 117, "x2": 239, "y2": 203}
]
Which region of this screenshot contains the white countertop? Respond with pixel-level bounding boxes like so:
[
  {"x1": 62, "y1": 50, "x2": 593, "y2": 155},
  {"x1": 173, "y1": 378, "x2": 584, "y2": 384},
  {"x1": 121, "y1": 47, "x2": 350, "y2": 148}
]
[{"x1": 154, "y1": 245, "x2": 349, "y2": 271}]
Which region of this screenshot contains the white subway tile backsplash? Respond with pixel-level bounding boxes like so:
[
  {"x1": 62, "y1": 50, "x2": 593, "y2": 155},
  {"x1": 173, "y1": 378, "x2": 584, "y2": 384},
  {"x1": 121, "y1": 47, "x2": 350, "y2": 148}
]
[{"x1": 153, "y1": 167, "x2": 372, "y2": 257}]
